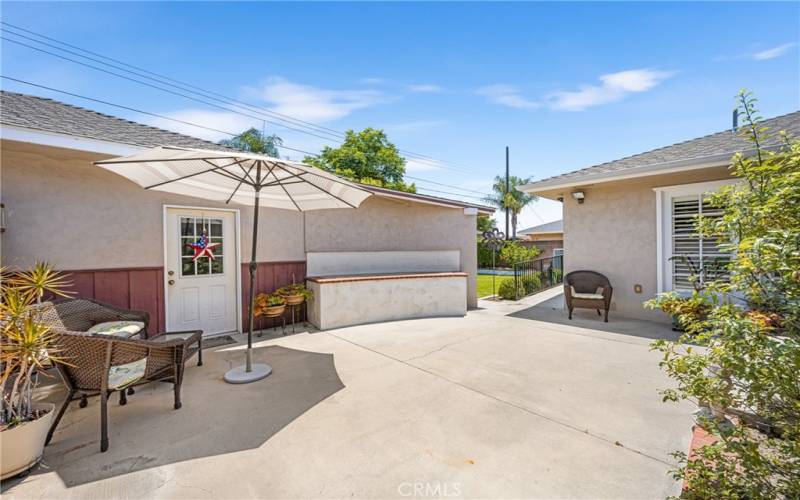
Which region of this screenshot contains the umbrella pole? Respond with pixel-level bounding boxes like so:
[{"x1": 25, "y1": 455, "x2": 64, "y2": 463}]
[
  {"x1": 245, "y1": 188, "x2": 260, "y2": 372},
  {"x1": 224, "y1": 170, "x2": 272, "y2": 384}
]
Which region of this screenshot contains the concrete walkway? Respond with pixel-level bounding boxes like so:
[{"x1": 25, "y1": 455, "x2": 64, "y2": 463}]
[{"x1": 4, "y1": 292, "x2": 693, "y2": 499}]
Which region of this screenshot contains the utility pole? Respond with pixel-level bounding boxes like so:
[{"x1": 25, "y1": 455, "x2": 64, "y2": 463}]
[{"x1": 505, "y1": 146, "x2": 510, "y2": 240}]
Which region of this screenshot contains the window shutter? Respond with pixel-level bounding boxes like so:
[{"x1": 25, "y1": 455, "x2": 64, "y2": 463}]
[{"x1": 670, "y1": 195, "x2": 729, "y2": 290}]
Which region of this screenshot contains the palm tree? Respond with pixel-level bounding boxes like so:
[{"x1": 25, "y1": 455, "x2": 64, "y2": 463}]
[
  {"x1": 484, "y1": 175, "x2": 538, "y2": 239},
  {"x1": 219, "y1": 128, "x2": 283, "y2": 157}
]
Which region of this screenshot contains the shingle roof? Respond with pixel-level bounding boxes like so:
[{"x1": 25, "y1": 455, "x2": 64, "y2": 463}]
[
  {"x1": 525, "y1": 110, "x2": 800, "y2": 189},
  {"x1": 0, "y1": 91, "x2": 494, "y2": 213},
  {"x1": 518, "y1": 219, "x2": 563, "y2": 235},
  {"x1": 0, "y1": 91, "x2": 234, "y2": 151}
]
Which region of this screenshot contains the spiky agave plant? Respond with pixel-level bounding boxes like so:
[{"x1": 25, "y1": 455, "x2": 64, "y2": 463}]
[
  {"x1": 7, "y1": 262, "x2": 73, "y2": 304},
  {"x1": 1, "y1": 265, "x2": 71, "y2": 430}
]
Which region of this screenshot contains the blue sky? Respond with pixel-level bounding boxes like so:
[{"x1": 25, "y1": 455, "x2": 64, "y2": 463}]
[{"x1": 2, "y1": 2, "x2": 798, "y2": 228}]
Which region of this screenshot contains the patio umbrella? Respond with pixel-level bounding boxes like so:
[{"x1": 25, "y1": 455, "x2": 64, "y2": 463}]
[{"x1": 95, "y1": 146, "x2": 371, "y2": 383}]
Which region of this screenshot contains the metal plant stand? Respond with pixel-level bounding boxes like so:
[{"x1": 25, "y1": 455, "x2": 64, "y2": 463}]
[
  {"x1": 287, "y1": 301, "x2": 306, "y2": 333},
  {"x1": 482, "y1": 228, "x2": 506, "y2": 298}
]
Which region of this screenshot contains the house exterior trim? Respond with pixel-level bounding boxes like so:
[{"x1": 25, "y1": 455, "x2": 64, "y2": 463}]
[
  {"x1": 0, "y1": 124, "x2": 144, "y2": 156},
  {"x1": 520, "y1": 156, "x2": 734, "y2": 195},
  {"x1": 653, "y1": 179, "x2": 737, "y2": 293}
]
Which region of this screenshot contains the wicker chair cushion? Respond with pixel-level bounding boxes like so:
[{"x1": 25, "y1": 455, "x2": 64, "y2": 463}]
[
  {"x1": 86, "y1": 321, "x2": 144, "y2": 338},
  {"x1": 108, "y1": 358, "x2": 147, "y2": 389},
  {"x1": 570, "y1": 286, "x2": 605, "y2": 300}
]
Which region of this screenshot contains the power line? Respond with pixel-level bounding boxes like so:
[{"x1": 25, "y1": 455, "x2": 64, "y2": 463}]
[
  {"x1": 0, "y1": 75, "x2": 494, "y2": 199},
  {"x1": 0, "y1": 22, "x2": 478, "y2": 174}
]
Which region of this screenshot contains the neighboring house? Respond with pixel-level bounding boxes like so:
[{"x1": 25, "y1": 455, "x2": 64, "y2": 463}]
[
  {"x1": 0, "y1": 91, "x2": 493, "y2": 334},
  {"x1": 517, "y1": 220, "x2": 563, "y2": 259},
  {"x1": 520, "y1": 111, "x2": 800, "y2": 321}
]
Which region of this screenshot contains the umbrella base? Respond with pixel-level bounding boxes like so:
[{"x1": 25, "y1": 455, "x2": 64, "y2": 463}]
[{"x1": 224, "y1": 363, "x2": 272, "y2": 384}]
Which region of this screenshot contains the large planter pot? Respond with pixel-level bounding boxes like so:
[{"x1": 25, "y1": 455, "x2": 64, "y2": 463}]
[
  {"x1": 282, "y1": 294, "x2": 305, "y2": 306},
  {"x1": 1, "y1": 402, "x2": 55, "y2": 480},
  {"x1": 264, "y1": 304, "x2": 286, "y2": 317}
]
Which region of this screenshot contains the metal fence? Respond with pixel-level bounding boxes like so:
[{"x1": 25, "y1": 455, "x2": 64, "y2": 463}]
[{"x1": 512, "y1": 255, "x2": 564, "y2": 300}]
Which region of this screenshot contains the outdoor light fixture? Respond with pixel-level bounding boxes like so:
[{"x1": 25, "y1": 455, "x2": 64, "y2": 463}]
[{"x1": 571, "y1": 191, "x2": 585, "y2": 204}]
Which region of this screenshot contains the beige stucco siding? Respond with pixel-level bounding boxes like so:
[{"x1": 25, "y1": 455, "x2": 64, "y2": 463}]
[
  {"x1": 556, "y1": 167, "x2": 732, "y2": 322},
  {"x1": 305, "y1": 196, "x2": 478, "y2": 308},
  {"x1": 1, "y1": 140, "x2": 479, "y2": 307},
  {"x1": 0, "y1": 140, "x2": 305, "y2": 269}
]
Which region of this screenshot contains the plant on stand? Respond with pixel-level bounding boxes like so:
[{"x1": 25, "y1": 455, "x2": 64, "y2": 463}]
[{"x1": 1, "y1": 262, "x2": 72, "y2": 479}]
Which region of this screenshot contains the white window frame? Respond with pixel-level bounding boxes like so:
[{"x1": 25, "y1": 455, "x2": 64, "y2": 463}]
[{"x1": 654, "y1": 179, "x2": 736, "y2": 293}]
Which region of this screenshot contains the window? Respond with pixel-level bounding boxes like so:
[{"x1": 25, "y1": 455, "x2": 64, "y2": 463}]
[
  {"x1": 180, "y1": 216, "x2": 224, "y2": 277},
  {"x1": 656, "y1": 180, "x2": 734, "y2": 293},
  {"x1": 670, "y1": 195, "x2": 728, "y2": 290}
]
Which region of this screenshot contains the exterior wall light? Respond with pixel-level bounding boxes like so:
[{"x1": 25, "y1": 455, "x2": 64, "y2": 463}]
[{"x1": 571, "y1": 191, "x2": 585, "y2": 204}]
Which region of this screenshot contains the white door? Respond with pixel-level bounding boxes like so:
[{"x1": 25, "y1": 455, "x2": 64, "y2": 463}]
[{"x1": 166, "y1": 208, "x2": 238, "y2": 336}]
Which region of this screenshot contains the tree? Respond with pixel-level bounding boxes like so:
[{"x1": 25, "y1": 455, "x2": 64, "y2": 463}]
[
  {"x1": 304, "y1": 128, "x2": 416, "y2": 193},
  {"x1": 645, "y1": 91, "x2": 800, "y2": 498},
  {"x1": 484, "y1": 175, "x2": 538, "y2": 239},
  {"x1": 477, "y1": 214, "x2": 497, "y2": 233},
  {"x1": 219, "y1": 128, "x2": 283, "y2": 157}
]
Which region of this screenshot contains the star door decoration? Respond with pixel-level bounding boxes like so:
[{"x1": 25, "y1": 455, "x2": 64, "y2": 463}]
[{"x1": 186, "y1": 230, "x2": 221, "y2": 261}]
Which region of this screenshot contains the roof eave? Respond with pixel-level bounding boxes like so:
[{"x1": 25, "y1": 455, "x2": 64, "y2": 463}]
[{"x1": 520, "y1": 153, "x2": 737, "y2": 196}]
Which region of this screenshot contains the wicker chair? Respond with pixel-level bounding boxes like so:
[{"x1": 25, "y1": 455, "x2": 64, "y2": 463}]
[
  {"x1": 564, "y1": 271, "x2": 613, "y2": 322},
  {"x1": 33, "y1": 299, "x2": 203, "y2": 452}
]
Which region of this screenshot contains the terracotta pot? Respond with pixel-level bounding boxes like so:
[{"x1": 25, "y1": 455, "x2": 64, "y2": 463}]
[
  {"x1": 1, "y1": 402, "x2": 55, "y2": 480},
  {"x1": 264, "y1": 304, "x2": 286, "y2": 317},
  {"x1": 283, "y1": 294, "x2": 305, "y2": 306}
]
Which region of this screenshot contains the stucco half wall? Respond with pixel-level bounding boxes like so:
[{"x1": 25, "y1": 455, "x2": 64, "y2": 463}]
[
  {"x1": 1, "y1": 140, "x2": 479, "y2": 308},
  {"x1": 534, "y1": 166, "x2": 733, "y2": 322}
]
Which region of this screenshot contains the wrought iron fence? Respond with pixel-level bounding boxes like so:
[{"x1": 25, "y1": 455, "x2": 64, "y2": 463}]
[{"x1": 512, "y1": 255, "x2": 564, "y2": 300}]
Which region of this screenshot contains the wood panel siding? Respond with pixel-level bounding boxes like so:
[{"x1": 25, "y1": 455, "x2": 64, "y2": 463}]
[
  {"x1": 62, "y1": 267, "x2": 165, "y2": 336},
  {"x1": 60, "y1": 261, "x2": 306, "y2": 337},
  {"x1": 241, "y1": 261, "x2": 307, "y2": 332}
]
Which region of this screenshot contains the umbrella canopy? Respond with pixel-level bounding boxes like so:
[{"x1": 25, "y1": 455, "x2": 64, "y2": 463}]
[
  {"x1": 95, "y1": 146, "x2": 371, "y2": 210},
  {"x1": 95, "y1": 146, "x2": 372, "y2": 383}
]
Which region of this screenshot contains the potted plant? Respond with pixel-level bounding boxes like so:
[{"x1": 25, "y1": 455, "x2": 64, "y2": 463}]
[
  {"x1": 253, "y1": 293, "x2": 286, "y2": 317},
  {"x1": 276, "y1": 283, "x2": 313, "y2": 306},
  {"x1": 1, "y1": 263, "x2": 72, "y2": 480}
]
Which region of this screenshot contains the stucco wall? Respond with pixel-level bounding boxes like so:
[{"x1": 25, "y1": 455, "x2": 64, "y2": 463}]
[
  {"x1": 1, "y1": 141, "x2": 304, "y2": 269},
  {"x1": 307, "y1": 275, "x2": 467, "y2": 330},
  {"x1": 560, "y1": 167, "x2": 733, "y2": 322},
  {"x1": 305, "y1": 196, "x2": 478, "y2": 307},
  {"x1": 1, "y1": 140, "x2": 479, "y2": 307}
]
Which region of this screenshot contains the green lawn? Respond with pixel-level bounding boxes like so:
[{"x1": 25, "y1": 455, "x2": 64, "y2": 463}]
[{"x1": 476, "y1": 274, "x2": 513, "y2": 298}]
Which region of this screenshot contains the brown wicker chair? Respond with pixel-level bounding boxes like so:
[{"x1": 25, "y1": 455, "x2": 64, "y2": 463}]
[
  {"x1": 33, "y1": 299, "x2": 203, "y2": 452},
  {"x1": 564, "y1": 271, "x2": 613, "y2": 322}
]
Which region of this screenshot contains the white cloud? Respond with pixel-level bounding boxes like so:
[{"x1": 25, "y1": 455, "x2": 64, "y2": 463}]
[
  {"x1": 545, "y1": 69, "x2": 674, "y2": 111},
  {"x1": 752, "y1": 43, "x2": 797, "y2": 60},
  {"x1": 143, "y1": 109, "x2": 260, "y2": 142},
  {"x1": 476, "y1": 84, "x2": 540, "y2": 109},
  {"x1": 387, "y1": 120, "x2": 448, "y2": 133},
  {"x1": 406, "y1": 83, "x2": 443, "y2": 93},
  {"x1": 245, "y1": 76, "x2": 386, "y2": 122},
  {"x1": 405, "y1": 157, "x2": 445, "y2": 172}
]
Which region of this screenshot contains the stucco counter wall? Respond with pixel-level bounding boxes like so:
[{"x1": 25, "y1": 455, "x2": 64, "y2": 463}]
[{"x1": 307, "y1": 273, "x2": 468, "y2": 330}]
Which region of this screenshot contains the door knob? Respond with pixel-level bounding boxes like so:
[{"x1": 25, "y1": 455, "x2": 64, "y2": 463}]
[
  {"x1": 168, "y1": 270, "x2": 175, "y2": 276},
  {"x1": 168, "y1": 279, "x2": 175, "y2": 285}
]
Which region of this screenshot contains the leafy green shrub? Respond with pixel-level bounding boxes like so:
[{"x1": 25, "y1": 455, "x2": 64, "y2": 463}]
[
  {"x1": 645, "y1": 91, "x2": 800, "y2": 497},
  {"x1": 497, "y1": 278, "x2": 523, "y2": 300},
  {"x1": 477, "y1": 239, "x2": 494, "y2": 268},
  {"x1": 499, "y1": 242, "x2": 540, "y2": 267},
  {"x1": 496, "y1": 273, "x2": 543, "y2": 300}
]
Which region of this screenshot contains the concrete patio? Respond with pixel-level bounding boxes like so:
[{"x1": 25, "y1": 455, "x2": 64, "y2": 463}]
[{"x1": 3, "y1": 290, "x2": 693, "y2": 499}]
